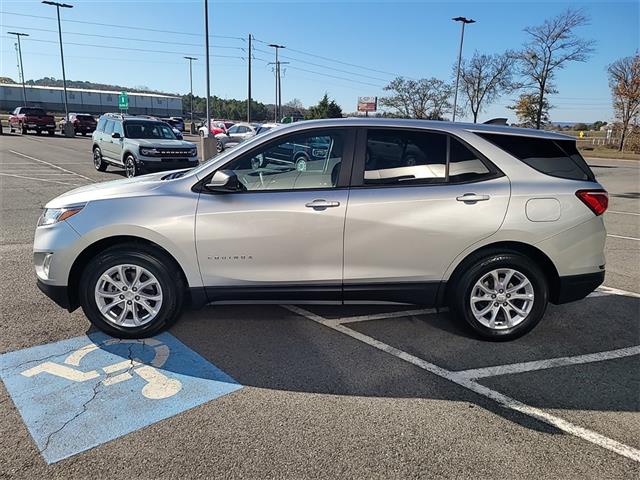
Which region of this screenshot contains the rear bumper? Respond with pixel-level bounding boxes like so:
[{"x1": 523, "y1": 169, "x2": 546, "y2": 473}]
[
  {"x1": 37, "y1": 279, "x2": 73, "y2": 311},
  {"x1": 553, "y1": 271, "x2": 605, "y2": 304}
]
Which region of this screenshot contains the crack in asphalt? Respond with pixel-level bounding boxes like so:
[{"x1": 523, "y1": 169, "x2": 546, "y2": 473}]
[
  {"x1": 0, "y1": 339, "x2": 117, "y2": 374},
  {"x1": 39, "y1": 343, "x2": 138, "y2": 455}
]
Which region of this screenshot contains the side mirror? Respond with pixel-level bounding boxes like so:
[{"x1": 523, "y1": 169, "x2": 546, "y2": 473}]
[
  {"x1": 205, "y1": 170, "x2": 241, "y2": 192},
  {"x1": 175, "y1": 132, "x2": 183, "y2": 140},
  {"x1": 111, "y1": 132, "x2": 121, "y2": 139}
]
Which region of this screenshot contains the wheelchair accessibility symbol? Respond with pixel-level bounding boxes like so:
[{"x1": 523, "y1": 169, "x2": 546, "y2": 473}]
[{"x1": 21, "y1": 338, "x2": 182, "y2": 400}]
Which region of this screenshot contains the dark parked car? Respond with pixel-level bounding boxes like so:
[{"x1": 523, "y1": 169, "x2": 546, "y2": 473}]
[{"x1": 59, "y1": 113, "x2": 97, "y2": 136}]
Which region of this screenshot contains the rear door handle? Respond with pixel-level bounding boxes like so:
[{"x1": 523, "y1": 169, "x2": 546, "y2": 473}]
[
  {"x1": 456, "y1": 193, "x2": 490, "y2": 203},
  {"x1": 305, "y1": 199, "x2": 341, "y2": 210}
]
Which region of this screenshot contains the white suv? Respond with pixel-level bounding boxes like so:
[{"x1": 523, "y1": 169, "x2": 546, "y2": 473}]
[{"x1": 34, "y1": 119, "x2": 607, "y2": 340}]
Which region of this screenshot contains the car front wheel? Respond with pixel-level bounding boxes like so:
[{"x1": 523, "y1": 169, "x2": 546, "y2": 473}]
[
  {"x1": 93, "y1": 147, "x2": 107, "y2": 171},
  {"x1": 79, "y1": 244, "x2": 184, "y2": 338},
  {"x1": 450, "y1": 252, "x2": 548, "y2": 341},
  {"x1": 125, "y1": 155, "x2": 138, "y2": 178}
]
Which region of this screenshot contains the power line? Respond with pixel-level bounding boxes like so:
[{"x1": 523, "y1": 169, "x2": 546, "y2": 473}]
[
  {"x1": 0, "y1": 11, "x2": 244, "y2": 40},
  {"x1": 253, "y1": 36, "x2": 405, "y2": 78},
  {"x1": 0, "y1": 35, "x2": 244, "y2": 58},
  {"x1": 0, "y1": 24, "x2": 245, "y2": 49}
]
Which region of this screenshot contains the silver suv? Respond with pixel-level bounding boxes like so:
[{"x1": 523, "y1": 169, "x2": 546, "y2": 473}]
[
  {"x1": 35, "y1": 118, "x2": 607, "y2": 340},
  {"x1": 92, "y1": 114, "x2": 198, "y2": 177}
]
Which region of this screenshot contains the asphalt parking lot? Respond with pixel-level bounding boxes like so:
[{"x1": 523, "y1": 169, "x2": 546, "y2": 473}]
[{"x1": 0, "y1": 130, "x2": 638, "y2": 479}]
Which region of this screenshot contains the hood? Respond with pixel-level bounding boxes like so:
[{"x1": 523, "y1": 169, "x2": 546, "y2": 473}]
[
  {"x1": 46, "y1": 171, "x2": 169, "y2": 208},
  {"x1": 132, "y1": 139, "x2": 196, "y2": 148}
]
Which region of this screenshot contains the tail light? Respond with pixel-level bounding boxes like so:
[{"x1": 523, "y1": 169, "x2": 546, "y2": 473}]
[{"x1": 576, "y1": 189, "x2": 608, "y2": 216}]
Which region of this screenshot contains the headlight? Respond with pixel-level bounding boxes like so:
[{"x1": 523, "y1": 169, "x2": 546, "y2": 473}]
[
  {"x1": 140, "y1": 147, "x2": 158, "y2": 156},
  {"x1": 190, "y1": 148, "x2": 197, "y2": 157},
  {"x1": 37, "y1": 204, "x2": 85, "y2": 227}
]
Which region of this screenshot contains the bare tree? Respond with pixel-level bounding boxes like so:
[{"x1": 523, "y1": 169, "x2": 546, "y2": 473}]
[
  {"x1": 608, "y1": 53, "x2": 640, "y2": 151},
  {"x1": 380, "y1": 77, "x2": 453, "y2": 119},
  {"x1": 517, "y1": 8, "x2": 595, "y2": 129},
  {"x1": 459, "y1": 51, "x2": 516, "y2": 122}
]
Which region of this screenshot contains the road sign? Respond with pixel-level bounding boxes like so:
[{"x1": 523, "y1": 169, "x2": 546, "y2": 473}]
[
  {"x1": 118, "y1": 91, "x2": 128, "y2": 111},
  {"x1": 357, "y1": 96, "x2": 377, "y2": 112}
]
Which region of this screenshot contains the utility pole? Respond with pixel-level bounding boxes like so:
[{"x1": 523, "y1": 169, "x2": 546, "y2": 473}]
[
  {"x1": 184, "y1": 56, "x2": 197, "y2": 133},
  {"x1": 451, "y1": 16, "x2": 475, "y2": 122},
  {"x1": 268, "y1": 43, "x2": 285, "y2": 122},
  {"x1": 203, "y1": 0, "x2": 211, "y2": 131},
  {"x1": 247, "y1": 33, "x2": 252, "y2": 123},
  {"x1": 8, "y1": 32, "x2": 29, "y2": 106},
  {"x1": 277, "y1": 61, "x2": 289, "y2": 121},
  {"x1": 43, "y1": 1, "x2": 73, "y2": 135}
]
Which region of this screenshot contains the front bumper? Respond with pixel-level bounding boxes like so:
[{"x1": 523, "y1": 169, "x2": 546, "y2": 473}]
[
  {"x1": 137, "y1": 157, "x2": 199, "y2": 172},
  {"x1": 553, "y1": 270, "x2": 605, "y2": 304},
  {"x1": 37, "y1": 279, "x2": 72, "y2": 310}
]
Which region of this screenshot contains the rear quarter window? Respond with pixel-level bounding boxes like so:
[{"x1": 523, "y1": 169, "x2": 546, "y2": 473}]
[{"x1": 477, "y1": 132, "x2": 594, "y2": 181}]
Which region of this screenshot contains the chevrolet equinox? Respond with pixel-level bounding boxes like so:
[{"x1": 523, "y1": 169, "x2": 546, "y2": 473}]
[{"x1": 34, "y1": 118, "x2": 607, "y2": 340}]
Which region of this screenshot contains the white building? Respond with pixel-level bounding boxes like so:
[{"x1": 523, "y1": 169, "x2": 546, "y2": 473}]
[{"x1": 0, "y1": 84, "x2": 182, "y2": 117}]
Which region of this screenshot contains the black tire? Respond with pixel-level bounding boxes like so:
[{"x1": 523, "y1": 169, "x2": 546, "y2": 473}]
[
  {"x1": 449, "y1": 251, "x2": 548, "y2": 341},
  {"x1": 294, "y1": 154, "x2": 309, "y2": 172},
  {"x1": 48, "y1": 130, "x2": 55, "y2": 136},
  {"x1": 124, "y1": 155, "x2": 137, "y2": 178},
  {"x1": 216, "y1": 140, "x2": 224, "y2": 153},
  {"x1": 79, "y1": 244, "x2": 185, "y2": 338},
  {"x1": 93, "y1": 147, "x2": 107, "y2": 172},
  {"x1": 21, "y1": 124, "x2": 27, "y2": 135}
]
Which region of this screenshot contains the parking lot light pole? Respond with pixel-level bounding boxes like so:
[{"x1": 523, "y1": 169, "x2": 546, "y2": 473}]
[
  {"x1": 268, "y1": 44, "x2": 285, "y2": 122},
  {"x1": 43, "y1": 1, "x2": 74, "y2": 136},
  {"x1": 452, "y1": 16, "x2": 475, "y2": 122},
  {"x1": 8, "y1": 32, "x2": 29, "y2": 106},
  {"x1": 184, "y1": 56, "x2": 197, "y2": 133}
]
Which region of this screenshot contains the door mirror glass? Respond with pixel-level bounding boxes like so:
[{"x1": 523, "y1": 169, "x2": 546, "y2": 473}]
[
  {"x1": 205, "y1": 170, "x2": 241, "y2": 192},
  {"x1": 111, "y1": 132, "x2": 121, "y2": 139}
]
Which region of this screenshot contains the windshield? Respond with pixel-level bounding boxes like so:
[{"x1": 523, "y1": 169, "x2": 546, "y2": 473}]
[
  {"x1": 124, "y1": 121, "x2": 176, "y2": 139},
  {"x1": 188, "y1": 130, "x2": 268, "y2": 177}
]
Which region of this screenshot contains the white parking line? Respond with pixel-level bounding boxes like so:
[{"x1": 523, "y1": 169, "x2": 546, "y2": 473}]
[
  {"x1": 0, "y1": 172, "x2": 80, "y2": 186},
  {"x1": 283, "y1": 302, "x2": 640, "y2": 463},
  {"x1": 8, "y1": 150, "x2": 94, "y2": 182},
  {"x1": 335, "y1": 308, "x2": 441, "y2": 325},
  {"x1": 608, "y1": 210, "x2": 640, "y2": 216},
  {"x1": 593, "y1": 285, "x2": 640, "y2": 298},
  {"x1": 455, "y1": 346, "x2": 640, "y2": 380},
  {"x1": 607, "y1": 234, "x2": 640, "y2": 242}
]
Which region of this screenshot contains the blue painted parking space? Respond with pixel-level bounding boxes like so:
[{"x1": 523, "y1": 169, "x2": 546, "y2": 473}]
[{"x1": 0, "y1": 331, "x2": 242, "y2": 464}]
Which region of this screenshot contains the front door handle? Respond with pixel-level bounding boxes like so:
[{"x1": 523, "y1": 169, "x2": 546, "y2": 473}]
[
  {"x1": 305, "y1": 199, "x2": 341, "y2": 210},
  {"x1": 456, "y1": 193, "x2": 490, "y2": 203}
]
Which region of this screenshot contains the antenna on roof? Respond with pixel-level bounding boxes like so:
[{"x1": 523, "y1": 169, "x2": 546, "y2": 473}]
[{"x1": 483, "y1": 118, "x2": 508, "y2": 126}]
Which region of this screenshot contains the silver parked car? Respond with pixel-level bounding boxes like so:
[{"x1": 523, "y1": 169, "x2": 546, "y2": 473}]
[
  {"x1": 92, "y1": 114, "x2": 198, "y2": 178},
  {"x1": 34, "y1": 118, "x2": 607, "y2": 340},
  {"x1": 214, "y1": 122, "x2": 258, "y2": 152}
]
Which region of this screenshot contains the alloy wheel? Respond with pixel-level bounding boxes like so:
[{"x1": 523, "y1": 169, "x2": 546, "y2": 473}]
[
  {"x1": 469, "y1": 268, "x2": 534, "y2": 330},
  {"x1": 94, "y1": 264, "x2": 163, "y2": 328}
]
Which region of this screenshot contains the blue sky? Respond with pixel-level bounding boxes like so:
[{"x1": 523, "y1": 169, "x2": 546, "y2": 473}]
[{"x1": 1, "y1": 0, "x2": 638, "y2": 122}]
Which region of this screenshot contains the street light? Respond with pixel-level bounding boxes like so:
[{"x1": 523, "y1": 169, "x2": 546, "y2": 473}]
[
  {"x1": 184, "y1": 56, "x2": 197, "y2": 133},
  {"x1": 7, "y1": 32, "x2": 29, "y2": 106},
  {"x1": 451, "y1": 16, "x2": 475, "y2": 122},
  {"x1": 42, "y1": 1, "x2": 73, "y2": 136},
  {"x1": 268, "y1": 43, "x2": 285, "y2": 122}
]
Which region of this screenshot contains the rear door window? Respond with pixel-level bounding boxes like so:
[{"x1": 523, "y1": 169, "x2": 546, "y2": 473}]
[
  {"x1": 104, "y1": 120, "x2": 115, "y2": 135},
  {"x1": 364, "y1": 130, "x2": 447, "y2": 185},
  {"x1": 477, "y1": 132, "x2": 594, "y2": 181}
]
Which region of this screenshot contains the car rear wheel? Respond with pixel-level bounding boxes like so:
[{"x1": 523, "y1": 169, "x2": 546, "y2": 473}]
[
  {"x1": 48, "y1": 130, "x2": 55, "y2": 136},
  {"x1": 93, "y1": 147, "x2": 107, "y2": 171},
  {"x1": 294, "y1": 154, "x2": 308, "y2": 172},
  {"x1": 216, "y1": 140, "x2": 224, "y2": 153},
  {"x1": 125, "y1": 155, "x2": 137, "y2": 178},
  {"x1": 449, "y1": 252, "x2": 548, "y2": 341},
  {"x1": 21, "y1": 124, "x2": 27, "y2": 135},
  {"x1": 79, "y1": 244, "x2": 184, "y2": 338}
]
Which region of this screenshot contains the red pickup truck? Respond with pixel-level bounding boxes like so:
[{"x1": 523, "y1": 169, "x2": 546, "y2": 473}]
[{"x1": 9, "y1": 107, "x2": 57, "y2": 135}]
